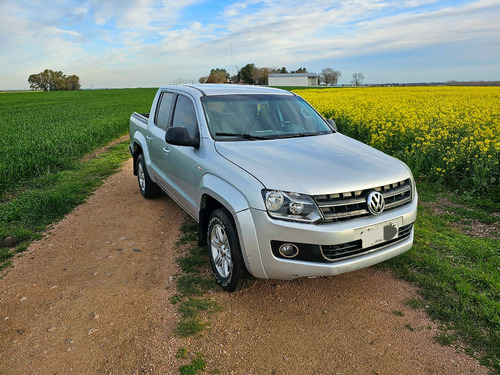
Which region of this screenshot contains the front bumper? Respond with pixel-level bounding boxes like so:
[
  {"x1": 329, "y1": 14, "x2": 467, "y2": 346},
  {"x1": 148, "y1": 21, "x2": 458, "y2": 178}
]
[{"x1": 234, "y1": 192, "x2": 418, "y2": 280}]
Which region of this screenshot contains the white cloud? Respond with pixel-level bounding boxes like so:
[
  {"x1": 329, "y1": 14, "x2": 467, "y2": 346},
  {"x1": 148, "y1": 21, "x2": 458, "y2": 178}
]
[
  {"x1": 70, "y1": 4, "x2": 90, "y2": 18},
  {"x1": 223, "y1": 2, "x2": 248, "y2": 17},
  {"x1": 88, "y1": 0, "x2": 202, "y2": 29},
  {"x1": 0, "y1": 0, "x2": 499, "y2": 89},
  {"x1": 206, "y1": 0, "x2": 500, "y2": 69}
]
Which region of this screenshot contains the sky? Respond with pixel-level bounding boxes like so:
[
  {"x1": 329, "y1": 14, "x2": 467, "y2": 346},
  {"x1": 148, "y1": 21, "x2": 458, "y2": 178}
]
[{"x1": 1, "y1": 0, "x2": 499, "y2": 90}]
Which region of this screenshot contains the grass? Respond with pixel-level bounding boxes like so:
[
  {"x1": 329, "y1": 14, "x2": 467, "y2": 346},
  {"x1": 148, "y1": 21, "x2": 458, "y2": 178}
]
[
  {"x1": 0, "y1": 88, "x2": 215, "y2": 373},
  {"x1": 177, "y1": 318, "x2": 207, "y2": 338},
  {"x1": 380, "y1": 182, "x2": 500, "y2": 371},
  {"x1": 172, "y1": 220, "x2": 219, "y2": 374},
  {"x1": 0, "y1": 142, "x2": 131, "y2": 272},
  {"x1": 178, "y1": 297, "x2": 218, "y2": 318},
  {"x1": 0, "y1": 88, "x2": 156, "y2": 272},
  {"x1": 0, "y1": 88, "x2": 157, "y2": 196},
  {"x1": 178, "y1": 352, "x2": 207, "y2": 375},
  {"x1": 2, "y1": 87, "x2": 498, "y2": 373},
  {"x1": 435, "y1": 332, "x2": 458, "y2": 346},
  {"x1": 405, "y1": 323, "x2": 415, "y2": 331},
  {"x1": 165, "y1": 194, "x2": 492, "y2": 372},
  {"x1": 172, "y1": 220, "x2": 218, "y2": 338},
  {"x1": 405, "y1": 297, "x2": 426, "y2": 310}
]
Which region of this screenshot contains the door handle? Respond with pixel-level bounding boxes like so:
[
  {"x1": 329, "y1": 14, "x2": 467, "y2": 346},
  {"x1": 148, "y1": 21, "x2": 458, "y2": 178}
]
[
  {"x1": 146, "y1": 135, "x2": 153, "y2": 142},
  {"x1": 163, "y1": 147, "x2": 171, "y2": 155}
]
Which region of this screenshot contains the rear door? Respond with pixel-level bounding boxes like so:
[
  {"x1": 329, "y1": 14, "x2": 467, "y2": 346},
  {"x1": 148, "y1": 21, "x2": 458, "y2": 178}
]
[{"x1": 148, "y1": 91, "x2": 175, "y2": 184}]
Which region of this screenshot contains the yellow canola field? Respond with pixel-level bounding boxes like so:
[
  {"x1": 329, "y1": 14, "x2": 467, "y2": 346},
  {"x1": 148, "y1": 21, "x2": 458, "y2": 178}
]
[{"x1": 297, "y1": 86, "x2": 500, "y2": 197}]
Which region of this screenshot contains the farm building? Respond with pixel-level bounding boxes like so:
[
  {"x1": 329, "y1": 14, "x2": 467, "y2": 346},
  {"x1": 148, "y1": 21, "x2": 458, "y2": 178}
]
[{"x1": 268, "y1": 73, "x2": 319, "y2": 87}]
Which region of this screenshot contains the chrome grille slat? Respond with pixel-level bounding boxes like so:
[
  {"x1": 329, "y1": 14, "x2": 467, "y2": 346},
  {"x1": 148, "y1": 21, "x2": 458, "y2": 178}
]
[
  {"x1": 382, "y1": 185, "x2": 411, "y2": 199},
  {"x1": 315, "y1": 179, "x2": 412, "y2": 223},
  {"x1": 385, "y1": 196, "x2": 412, "y2": 209},
  {"x1": 323, "y1": 209, "x2": 369, "y2": 220},
  {"x1": 318, "y1": 197, "x2": 366, "y2": 208}
]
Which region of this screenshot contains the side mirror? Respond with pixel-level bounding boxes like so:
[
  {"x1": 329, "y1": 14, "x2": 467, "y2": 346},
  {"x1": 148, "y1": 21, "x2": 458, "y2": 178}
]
[
  {"x1": 326, "y1": 118, "x2": 337, "y2": 131},
  {"x1": 165, "y1": 127, "x2": 199, "y2": 149}
]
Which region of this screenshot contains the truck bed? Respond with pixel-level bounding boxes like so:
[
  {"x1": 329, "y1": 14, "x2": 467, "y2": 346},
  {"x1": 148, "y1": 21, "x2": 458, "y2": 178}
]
[{"x1": 131, "y1": 112, "x2": 149, "y2": 124}]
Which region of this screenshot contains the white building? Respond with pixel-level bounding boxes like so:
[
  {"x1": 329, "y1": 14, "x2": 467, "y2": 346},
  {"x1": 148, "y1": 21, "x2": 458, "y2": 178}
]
[{"x1": 268, "y1": 73, "x2": 319, "y2": 87}]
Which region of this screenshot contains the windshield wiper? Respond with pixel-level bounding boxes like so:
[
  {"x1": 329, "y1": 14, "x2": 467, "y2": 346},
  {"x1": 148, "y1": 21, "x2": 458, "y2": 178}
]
[
  {"x1": 275, "y1": 132, "x2": 322, "y2": 139},
  {"x1": 215, "y1": 132, "x2": 276, "y2": 140}
]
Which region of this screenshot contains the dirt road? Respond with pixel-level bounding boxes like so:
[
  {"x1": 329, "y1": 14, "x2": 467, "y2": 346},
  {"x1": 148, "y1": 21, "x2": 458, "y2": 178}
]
[{"x1": 0, "y1": 159, "x2": 488, "y2": 374}]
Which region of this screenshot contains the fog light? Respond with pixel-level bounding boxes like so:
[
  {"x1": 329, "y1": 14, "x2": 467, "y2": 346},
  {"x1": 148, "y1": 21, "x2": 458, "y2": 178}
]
[{"x1": 279, "y1": 243, "x2": 299, "y2": 258}]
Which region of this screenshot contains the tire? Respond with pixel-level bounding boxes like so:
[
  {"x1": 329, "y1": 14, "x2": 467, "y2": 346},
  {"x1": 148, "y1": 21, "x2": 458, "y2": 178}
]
[
  {"x1": 207, "y1": 208, "x2": 252, "y2": 292},
  {"x1": 136, "y1": 154, "x2": 161, "y2": 199}
]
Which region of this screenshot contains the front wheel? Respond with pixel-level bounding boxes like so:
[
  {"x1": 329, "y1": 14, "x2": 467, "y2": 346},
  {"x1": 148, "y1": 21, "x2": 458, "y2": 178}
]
[
  {"x1": 136, "y1": 154, "x2": 161, "y2": 199},
  {"x1": 207, "y1": 208, "x2": 252, "y2": 292}
]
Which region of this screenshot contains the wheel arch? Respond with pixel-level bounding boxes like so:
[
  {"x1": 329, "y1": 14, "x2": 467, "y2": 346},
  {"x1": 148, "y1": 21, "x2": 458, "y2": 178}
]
[
  {"x1": 196, "y1": 175, "x2": 266, "y2": 279},
  {"x1": 197, "y1": 174, "x2": 250, "y2": 245},
  {"x1": 130, "y1": 131, "x2": 150, "y2": 176},
  {"x1": 130, "y1": 142, "x2": 143, "y2": 176}
]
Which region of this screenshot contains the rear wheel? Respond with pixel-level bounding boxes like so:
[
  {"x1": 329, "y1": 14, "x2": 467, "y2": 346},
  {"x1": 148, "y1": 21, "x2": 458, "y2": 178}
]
[
  {"x1": 207, "y1": 208, "x2": 252, "y2": 292},
  {"x1": 136, "y1": 154, "x2": 161, "y2": 199}
]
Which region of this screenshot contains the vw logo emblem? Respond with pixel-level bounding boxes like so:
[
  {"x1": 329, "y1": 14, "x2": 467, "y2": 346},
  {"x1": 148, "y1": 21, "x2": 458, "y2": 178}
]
[{"x1": 367, "y1": 191, "x2": 385, "y2": 215}]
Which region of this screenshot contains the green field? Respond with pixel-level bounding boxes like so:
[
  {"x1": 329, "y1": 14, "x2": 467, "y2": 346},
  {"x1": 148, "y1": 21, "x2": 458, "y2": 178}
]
[
  {"x1": 0, "y1": 88, "x2": 157, "y2": 195},
  {"x1": 0, "y1": 88, "x2": 498, "y2": 371},
  {"x1": 0, "y1": 88, "x2": 157, "y2": 269}
]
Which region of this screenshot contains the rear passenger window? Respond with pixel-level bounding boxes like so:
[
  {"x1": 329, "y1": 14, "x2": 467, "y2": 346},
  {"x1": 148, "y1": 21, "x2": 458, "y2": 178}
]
[
  {"x1": 172, "y1": 95, "x2": 198, "y2": 139},
  {"x1": 155, "y1": 92, "x2": 175, "y2": 130}
]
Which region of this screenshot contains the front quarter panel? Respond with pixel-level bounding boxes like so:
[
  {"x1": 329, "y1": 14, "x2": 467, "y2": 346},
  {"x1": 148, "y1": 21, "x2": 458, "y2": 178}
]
[
  {"x1": 198, "y1": 174, "x2": 249, "y2": 215},
  {"x1": 198, "y1": 173, "x2": 267, "y2": 278}
]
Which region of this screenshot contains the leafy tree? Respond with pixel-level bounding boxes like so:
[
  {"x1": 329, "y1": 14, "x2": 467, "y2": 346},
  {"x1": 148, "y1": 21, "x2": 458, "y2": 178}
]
[
  {"x1": 28, "y1": 72, "x2": 49, "y2": 91},
  {"x1": 252, "y1": 67, "x2": 272, "y2": 85},
  {"x1": 229, "y1": 74, "x2": 239, "y2": 83},
  {"x1": 65, "y1": 75, "x2": 81, "y2": 90},
  {"x1": 269, "y1": 67, "x2": 287, "y2": 74},
  {"x1": 291, "y1": 67, "x2": 307, "y2": 73},
  {"x1": 49, "y1": 70, "x2": 65, "y2": 91},
  {"x1": 321, "y1": 68, "x2": 342, "y2": 86},
  {"x1": 351, "y1": 73, "x2": 365, "y2": 86},
  {"x1": 206, "y1": 68, "x2": 230, "y2": 83},
  {"x1": 239, "y1": 63, "x2": 256, "y2": 85},
  {"x1": 28, "y1": 69, "x2": 81, "y2": 91}
]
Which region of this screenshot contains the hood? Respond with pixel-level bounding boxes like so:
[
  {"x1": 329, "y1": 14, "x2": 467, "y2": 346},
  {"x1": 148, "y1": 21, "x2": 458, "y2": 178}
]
[{"x1": 215, "y1": 133, "x2": 411, "y2": 195}]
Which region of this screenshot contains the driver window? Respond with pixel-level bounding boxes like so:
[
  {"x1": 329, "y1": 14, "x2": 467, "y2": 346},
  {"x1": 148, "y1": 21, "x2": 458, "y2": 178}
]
[{"x1": 172, "y1": 95, "x2": 199, "y2": 139}]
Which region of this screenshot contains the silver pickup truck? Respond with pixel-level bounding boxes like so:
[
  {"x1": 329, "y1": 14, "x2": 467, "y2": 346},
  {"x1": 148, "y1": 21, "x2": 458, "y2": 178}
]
[{"x1": 129, "y1": 84, "x2": 417, "y2": 292}]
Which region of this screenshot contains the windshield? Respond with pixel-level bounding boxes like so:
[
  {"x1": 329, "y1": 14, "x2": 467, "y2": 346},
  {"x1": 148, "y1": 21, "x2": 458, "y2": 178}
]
[{"x1": 201, "y1": 94, "x2": 333, "y2": 141}]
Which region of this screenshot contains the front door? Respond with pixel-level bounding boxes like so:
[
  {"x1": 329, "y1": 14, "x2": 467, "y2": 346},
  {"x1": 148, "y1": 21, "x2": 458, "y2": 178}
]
[{"x1": 161, "y1": 94, "x2": 200, "y2": 217}]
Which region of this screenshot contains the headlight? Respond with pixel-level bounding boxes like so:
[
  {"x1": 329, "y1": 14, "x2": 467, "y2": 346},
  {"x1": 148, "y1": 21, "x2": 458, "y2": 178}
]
[{"x1": 262, "y1": 190, "x2": 323, "y2": 223}]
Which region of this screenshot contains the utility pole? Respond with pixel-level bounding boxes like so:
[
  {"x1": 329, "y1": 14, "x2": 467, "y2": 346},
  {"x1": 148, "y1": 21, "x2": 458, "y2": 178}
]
[{"x1": 231, "y1": 42, "x2": 234, "y2": 77}]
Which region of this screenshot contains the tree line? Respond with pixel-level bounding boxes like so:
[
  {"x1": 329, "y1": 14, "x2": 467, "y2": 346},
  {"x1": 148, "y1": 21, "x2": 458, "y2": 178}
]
[
  {"x1": 199, "y1": 64, "x2": 364, "y2": 86},
  {"x1": 28, "y1": 69, "x2": 81, "y2": 91}
]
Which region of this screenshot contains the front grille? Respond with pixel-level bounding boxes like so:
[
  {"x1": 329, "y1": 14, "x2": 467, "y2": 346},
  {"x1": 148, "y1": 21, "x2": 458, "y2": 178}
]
[
  {"x1": 314, "y1": 179, "x2": 412, "y2": 223},
  {"x1": 321, "y1": 223, "x2": 414, "y2": 261}
]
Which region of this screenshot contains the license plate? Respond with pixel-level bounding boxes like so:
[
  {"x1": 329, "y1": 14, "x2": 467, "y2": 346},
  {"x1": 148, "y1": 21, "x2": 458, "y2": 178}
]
[{"x1": 354, "y1": 218, "x2": 403, "y2": 249}]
